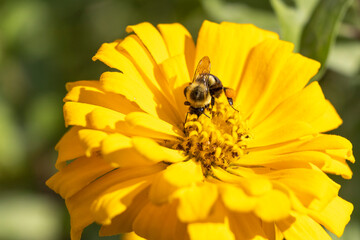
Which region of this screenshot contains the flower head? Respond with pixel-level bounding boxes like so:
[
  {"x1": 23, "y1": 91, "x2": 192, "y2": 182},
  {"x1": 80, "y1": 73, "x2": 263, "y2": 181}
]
[{"x1": 47, "y1": 21, "x2": 355, "y2": 240}]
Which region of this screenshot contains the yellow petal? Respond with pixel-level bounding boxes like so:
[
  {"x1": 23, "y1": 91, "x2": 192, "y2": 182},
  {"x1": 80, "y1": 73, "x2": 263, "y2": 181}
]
[
  {"x1": 46, "y1": 156, "x2": 114, "y2": 199},
  {"x1": 71, "y1": 229, "x2": 82, "y2": 240},
  {"x1": 133, "y1": 202, "x2": 188, "y2": 240},
  {"x1": 175, "y1": 182, "x2": 218, "y2": 222},
  {"x1": 132, "y1": 137, "x2": 186, "y2": 163},
  {"x1": 245, "y1": 134, "x2": 354, "y2": 178},
  {"x1": 321, "y1": 156, "x2": 353, "y2": 179},
  {"x1": 78, "y1": 128, "x2": 108, "y2": 157},
  {"x1": 99, "y1": 190, "x2": 149, "y2": 236},
  {"x1": 100, "y1": 69, "x2": 180, "y2": 126},
  {"x1": 125, "y1": 112, "x2": 184, "y2": 140},
  {"x1": 220, "y1": 184, "x2": 257, "y2": 212},
  {"x1": 227, "y1": 211, "x2": 268, "y2": 240},
  {"x1": 250, "y1": 122, "x2": 317, "y2": 148},
  {"x1": 277, "y1": 213, "x2": 331, "y2": 240},
  {"x1": 158, "y1": 23, "x2": 195, "y2": 77},
  {"x1": 249, "y1": 82, "x2": 342, "y2": 147},
  {"x1": 99, "y1": 71, "x2": 160, "y2": 118},
  {"x1": 122, "y1": 232, "x2": 147, "y2": 240},
  {"x1": 149, "y1": 160, "x2": 204, "y2": 204},
  {"x1": 63, "y1": 102, "x2": 88, "y2": 127},
  {"x1": 64, "y1": 101, "x2": 183, "y2": 143},
  {"x1": 126, "y1": 22, "x2": 169, "y2": 64},
  {"x1": 194, "y1": 20, "x2": 220, "y2": 71},
  {"x1": 117, "y1": 35, "x2": 165, "y2": 91},
  {"x1": 311, "y1": 100, "x2": 343, "y2": 133},
  {"x1": 63, "y1": 101, "x2": 129, "y2": 133},
  {"x1": 309, "y1": 196, "x2": 353, "y2": 237},
  {"x1": 64, "y1": 80, "x2": 140, "y2": 114},
  {"x1": 86, "y1": 106, "x2": 126, "y2": 132},
  {"x1": 187, "y1": 220, "x2": 235, "y2": 240},
  {"x1": 212, "y1": 167, "x2": 272, "y2": 196},
  {"x1": 217, "y1": 23, "x2": 279, "y2": 90},
  {"x1": 242, "y1": 43, "x2": 320, "y2": 127},
  {"x1": 159, "y1": 54, "x2": 191, "y2": 118},
  {"x1": 101, "y1": 134, "x2": 158, "y2": 167},
  {"x1": 237, "y1": 151, "x2": 326, "y2": 169},
  {"x1": 326, "y1": 149, "x2": 354, "y2": 163},
  {"x1": 97, "y1": 49, "x2": 179, "y2": 124},
  {"x1": 67, "y1": 164, "x2": 164, "y2": 240},
  {"x1": 271, "y1": 181, "x2": 310, "y2": 216},
  {"x1": 94, "y1": 41, "x2": 161, "y2": 93},
  {"x1": 102, "y1": 134, "x2": 184, "y2": 168},
  {"x1": 238, "y1": 150, "x2": 352, "y2": 179},
  {"x1": 299, "y1": 134, "x2": 353, "y2": 152},
  {"x1": 92, "y1": 41, "x2": 125, "y2": 71},
  {"x1": 249, "y1": 133, "x2": 353, "y2": 156},
  {"x1": 261, "y1": 222, "x2": 283, "y2": 240},
  {"x1": 68, "y1": 107, "x2": 181, "y2": 142},
  {"x1": 116, "y1": 35, "x2": 181, "y2": 123},
  {"x1": 234, "y1": 39, "x2": 293, "y2": 118},
  {"x1": 266, "y1": 168, "x2": 340, "y2": 210},
  {"x1": 55, "y1": 126, "x2": 86, "y2": 169},
  {"x1": 94, "y1": 41, "x2": 146, "y2": 79},
  {"x1": 254, "y1": 189, "x2": 291, "y2": 222},
  {"x1": 91, "y1": 176, "x2": 152, "y2": 225},
  {"x1": 195, "y1": 21, "x2": 278, "y2": 90},
  {"x1": 63, "y1": 101, "x2": 97, "y2": 127},
  {"x1": 65, "y1": 80, "x2": 100, "y2": 91}
]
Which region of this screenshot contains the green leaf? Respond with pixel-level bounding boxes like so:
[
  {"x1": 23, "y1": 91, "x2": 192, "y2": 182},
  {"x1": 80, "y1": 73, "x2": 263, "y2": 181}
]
[
  {"x1": 270, "y1": 0, "x2": 320, "y2": 50},
  {"x1": 299, "y1": 0, "x2": 352, "y2": 81},
  {"x1": 0, "y1": 98, "x2": 26, "y2": 179},
  {"x1": 201, "y1": 0, "x2": 279, "y2": 32},
  {"x1": 328, "y1": 41, "x2": 360, "y2": 77}
]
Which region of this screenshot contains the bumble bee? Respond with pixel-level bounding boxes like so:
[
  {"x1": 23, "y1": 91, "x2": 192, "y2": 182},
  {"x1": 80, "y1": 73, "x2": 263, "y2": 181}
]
[{"x1": 184, "y1": 56, "x2": 237, "y2": 118}]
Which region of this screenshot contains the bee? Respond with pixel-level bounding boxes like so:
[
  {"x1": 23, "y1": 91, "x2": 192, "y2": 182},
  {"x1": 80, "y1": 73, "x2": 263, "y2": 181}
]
[{"x1": 184, "y1": 56, "x2": 237, "y2": 119}]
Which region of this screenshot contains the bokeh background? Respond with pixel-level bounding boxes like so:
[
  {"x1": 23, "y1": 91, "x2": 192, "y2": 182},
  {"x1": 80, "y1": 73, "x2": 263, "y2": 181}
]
[{"x1": 0, "y1": 0, "x2": 359, "y2": 239}]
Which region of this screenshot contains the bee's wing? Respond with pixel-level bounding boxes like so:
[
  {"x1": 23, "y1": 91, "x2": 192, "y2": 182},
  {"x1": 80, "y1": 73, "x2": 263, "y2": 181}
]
[{"x1": 192, "y1": 56, "x2": 211, "y2": 82}]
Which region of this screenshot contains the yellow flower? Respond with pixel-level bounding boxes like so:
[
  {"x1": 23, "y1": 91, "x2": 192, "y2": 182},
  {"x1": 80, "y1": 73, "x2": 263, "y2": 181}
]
[{"x1": 47, "y1": 21, "x2": 355, "y2": 240}]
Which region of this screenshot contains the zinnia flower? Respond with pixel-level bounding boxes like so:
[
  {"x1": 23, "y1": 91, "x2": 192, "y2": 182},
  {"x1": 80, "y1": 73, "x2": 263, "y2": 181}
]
[{"x1": 47, "y1": 21, "x2": 355, "y2": 240}]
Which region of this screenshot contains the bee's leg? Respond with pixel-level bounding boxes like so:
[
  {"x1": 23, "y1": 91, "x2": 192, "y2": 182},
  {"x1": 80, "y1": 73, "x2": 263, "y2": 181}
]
[
  {"x1": 224, "y1": 88, "x2": 239, "y2": 112},
  {"x1": 227, "y1": 97, "x2": 239, "y2": 112},
  {"x1": 184, "y1": 105, "x2": 193, "y2": 124},
  {"x1": 211, "y1": 96, "x2": 215, "y2": 108}
]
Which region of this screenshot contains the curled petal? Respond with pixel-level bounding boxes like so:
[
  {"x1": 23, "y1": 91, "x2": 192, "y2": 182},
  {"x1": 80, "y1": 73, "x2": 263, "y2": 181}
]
[
  {"x1": 175, "y1": 182, "x2": 218, "y2": 222},
  {"x1": 276, "y1": 213, "x2": 331, "y2": 240},
  {"x1": 149, "y1": 161, "x2": 204, "y2": 204}
]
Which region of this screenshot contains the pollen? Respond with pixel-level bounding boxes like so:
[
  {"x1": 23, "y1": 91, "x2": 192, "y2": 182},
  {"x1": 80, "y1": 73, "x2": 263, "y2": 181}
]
[{"x1": 176, "y1": 95, "x2": 251, "y2": 175}]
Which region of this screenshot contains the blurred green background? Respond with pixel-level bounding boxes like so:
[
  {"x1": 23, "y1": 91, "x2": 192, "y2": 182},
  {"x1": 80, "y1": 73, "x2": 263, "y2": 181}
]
[{"x1": 0, "y1": 0, "x2": 359, "y2": 239}]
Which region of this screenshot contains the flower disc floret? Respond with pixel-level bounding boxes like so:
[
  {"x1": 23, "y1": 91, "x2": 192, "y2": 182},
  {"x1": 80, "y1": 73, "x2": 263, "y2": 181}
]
[{"x1": 177, "y1": 95, "x2": 251, "y2": 174}]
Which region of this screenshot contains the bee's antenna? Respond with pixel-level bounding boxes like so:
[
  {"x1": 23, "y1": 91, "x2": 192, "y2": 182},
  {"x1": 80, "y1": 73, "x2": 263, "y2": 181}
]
[
  {"x1": 184, "y1": 112, "x2": 189, "y2": 124},
  {"x1": 201, "y1": 112, "x2": 210, "y2": 118}
]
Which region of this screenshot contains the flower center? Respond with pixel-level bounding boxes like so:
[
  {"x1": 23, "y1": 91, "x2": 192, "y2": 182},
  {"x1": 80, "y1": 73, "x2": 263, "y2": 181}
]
[{"x1": 176, "y1": 95, "x2": 251, "y2": 175}]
